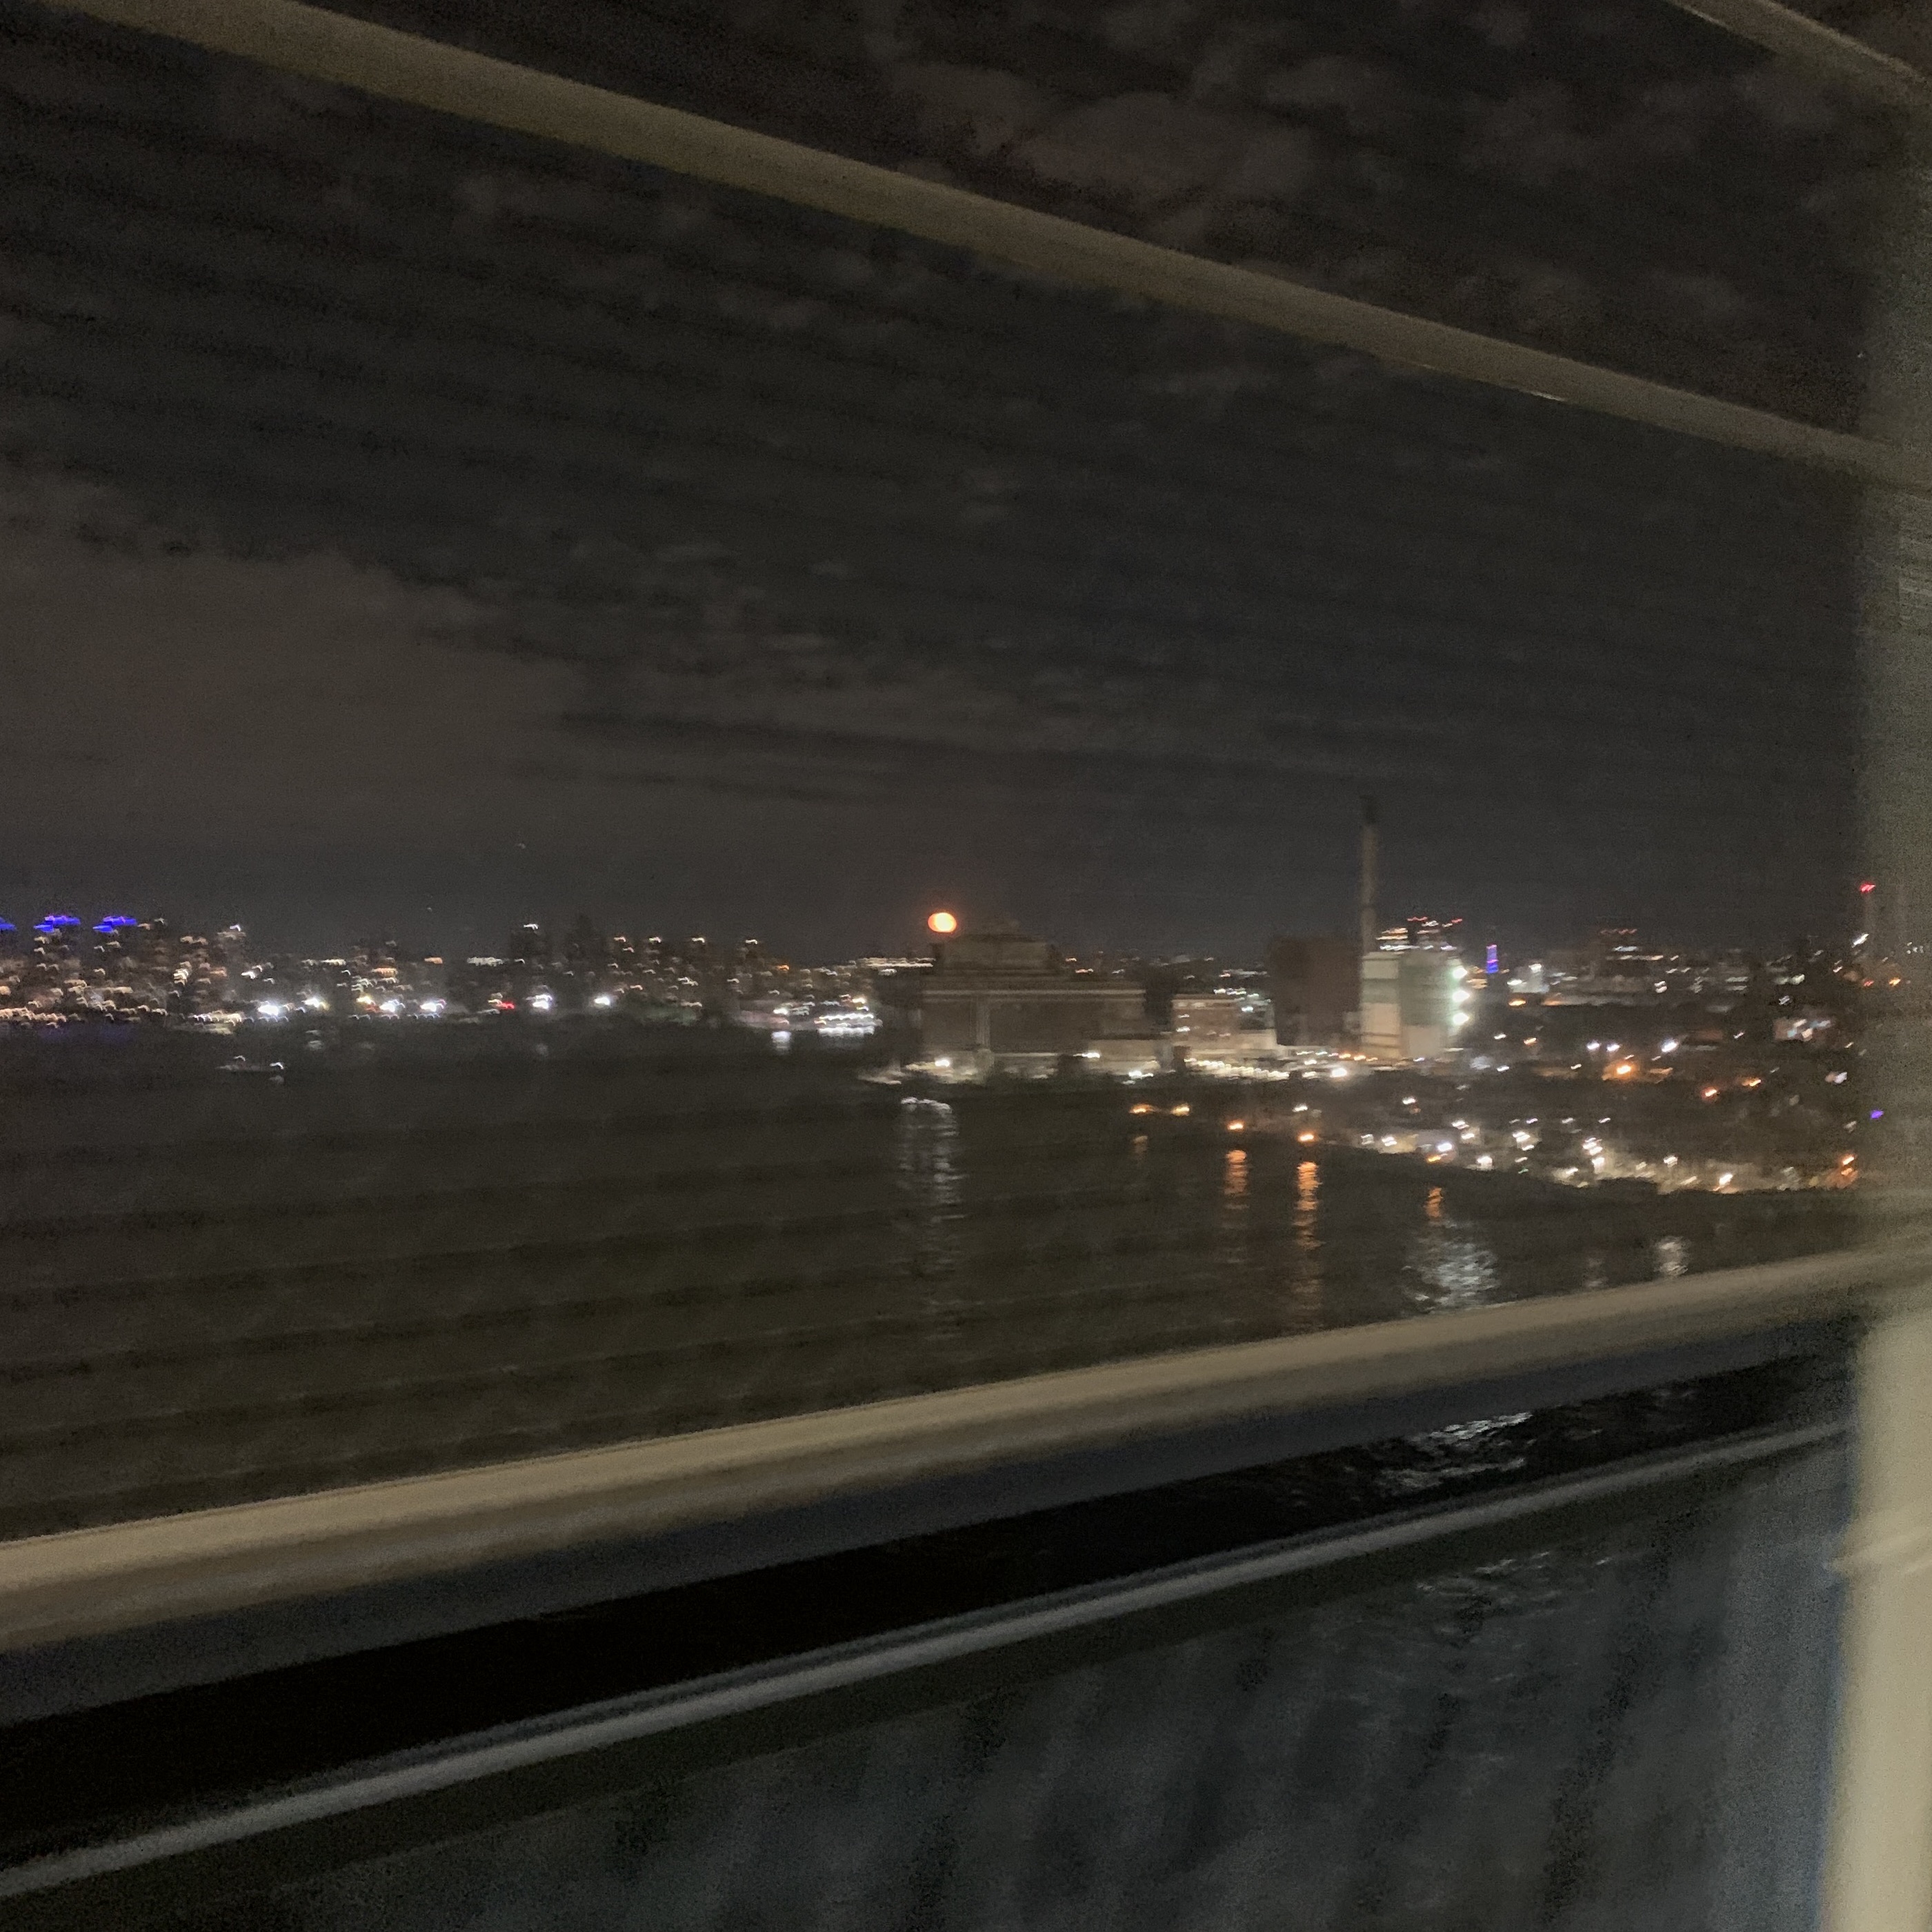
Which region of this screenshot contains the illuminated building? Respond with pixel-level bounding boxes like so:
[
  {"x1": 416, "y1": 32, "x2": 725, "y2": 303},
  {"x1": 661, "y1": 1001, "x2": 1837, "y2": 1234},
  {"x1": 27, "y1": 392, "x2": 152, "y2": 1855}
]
[
  {"x1": 33, "y1": 913, "x2": 81, "y2": 960},
  {"x1": 1088, "y1": 1033, "x2": 1170, "y2": 1077},
  {"x1": 1378, "y1": 915, "x2": 1464, "y2": 951},
  {"x1": 1171, "y1": 992, "x2": 1279, "y2": 1070},
  {"x1": 1360, "y1": 950, "x2": 1469, "y2": 1062},
  {"x1": 1171, "y1": 993, "x2": 1245, "y2": 1046},
  {"x1": 1359, "y1": 911, "x2": 1471, "y2": 1063},
  {"x1": 915, "y1": 928, "x2": 1148, "y2": 1076}
]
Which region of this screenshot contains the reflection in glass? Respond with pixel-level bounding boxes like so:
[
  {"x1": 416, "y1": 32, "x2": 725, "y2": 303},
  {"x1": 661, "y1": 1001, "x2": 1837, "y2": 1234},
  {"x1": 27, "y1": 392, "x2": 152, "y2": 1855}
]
[{"x1": 1653, "y1": 1233, "x2": 1691, "y2": 1279}]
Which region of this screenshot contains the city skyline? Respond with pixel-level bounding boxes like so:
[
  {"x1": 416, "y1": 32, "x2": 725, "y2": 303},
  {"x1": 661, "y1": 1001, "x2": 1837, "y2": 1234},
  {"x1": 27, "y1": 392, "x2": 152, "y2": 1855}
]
[
  {"x1": 0, "y1": 895, "x2": 1891, "y2": 976},
  {"x1": 0, "y1": 886, "x2": 1874, "y2": 1204}
]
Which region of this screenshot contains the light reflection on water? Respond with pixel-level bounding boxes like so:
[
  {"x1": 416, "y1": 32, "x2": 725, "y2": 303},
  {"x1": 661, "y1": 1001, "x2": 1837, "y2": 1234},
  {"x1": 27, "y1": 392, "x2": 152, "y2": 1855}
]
[
  {"x1": 1402, "y1": 1186, "x2": 1505, "y2": 1315},
  {"x1": 1286, "y1": 1157, "x2": 1324, "y2": 1324},
  {"x1": 869, "y1": 1106, "x2": 1822, "y2": 1355},
  {"x1": 1388, "y1": 1186, "x2": 1533, "y2": 1483},
  {"x1": 1293, "y1": 1159, "x2": 1321, "y2": 1262},
  {"x1": 895, "y1": 1097, "x2": 962, "y2": 1296},
  {"x1": 1377, "y1": 1411, "x2": 1534, "y2": 1495},
  {"x1": 1219, "y1": 1146, "x2": 1250, "y2": 1246}
]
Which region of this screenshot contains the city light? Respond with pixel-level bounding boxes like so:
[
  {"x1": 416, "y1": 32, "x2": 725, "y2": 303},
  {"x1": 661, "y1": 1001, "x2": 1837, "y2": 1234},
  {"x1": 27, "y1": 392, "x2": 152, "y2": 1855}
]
[{"x1": 0, "y1": 904, "x2": 1877, "y2": 1202}]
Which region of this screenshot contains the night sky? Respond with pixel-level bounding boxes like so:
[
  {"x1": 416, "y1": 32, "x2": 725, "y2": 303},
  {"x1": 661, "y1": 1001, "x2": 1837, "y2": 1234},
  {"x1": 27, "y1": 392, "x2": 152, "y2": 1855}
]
[{"x1": 0, "y1": 0, "x2": 1885, "y2": 959}]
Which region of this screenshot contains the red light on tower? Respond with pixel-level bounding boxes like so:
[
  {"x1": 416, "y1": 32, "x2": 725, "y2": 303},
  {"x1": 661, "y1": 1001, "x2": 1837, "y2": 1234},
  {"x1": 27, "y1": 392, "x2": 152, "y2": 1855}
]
[
  {"x1": 926, "y1": 910, "x2": 958, "y2": 935},
  {"x1": 1861, "y1": 882, "x2": 1878, "y2": 895}
]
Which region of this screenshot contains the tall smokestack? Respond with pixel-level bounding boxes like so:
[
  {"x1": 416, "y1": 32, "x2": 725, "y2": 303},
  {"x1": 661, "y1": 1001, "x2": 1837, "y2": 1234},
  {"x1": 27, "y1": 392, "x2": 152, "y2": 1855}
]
[{"x1": 1358, "y1": 794, "x2": 1380, "y2": 961}]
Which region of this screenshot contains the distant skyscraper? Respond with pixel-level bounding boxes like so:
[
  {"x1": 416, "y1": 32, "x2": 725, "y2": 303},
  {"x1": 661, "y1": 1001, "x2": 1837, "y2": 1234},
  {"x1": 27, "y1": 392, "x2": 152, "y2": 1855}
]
[{"x1": 561, "y1": 914, "x2": 607, "y2": 971}]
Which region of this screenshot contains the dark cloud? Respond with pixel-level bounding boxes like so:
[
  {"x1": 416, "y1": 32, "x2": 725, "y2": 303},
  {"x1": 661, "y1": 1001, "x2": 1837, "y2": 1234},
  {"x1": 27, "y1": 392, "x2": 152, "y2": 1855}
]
[{"x1": 0, "y1": 0, "x2": 1870, "y2": 956}]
